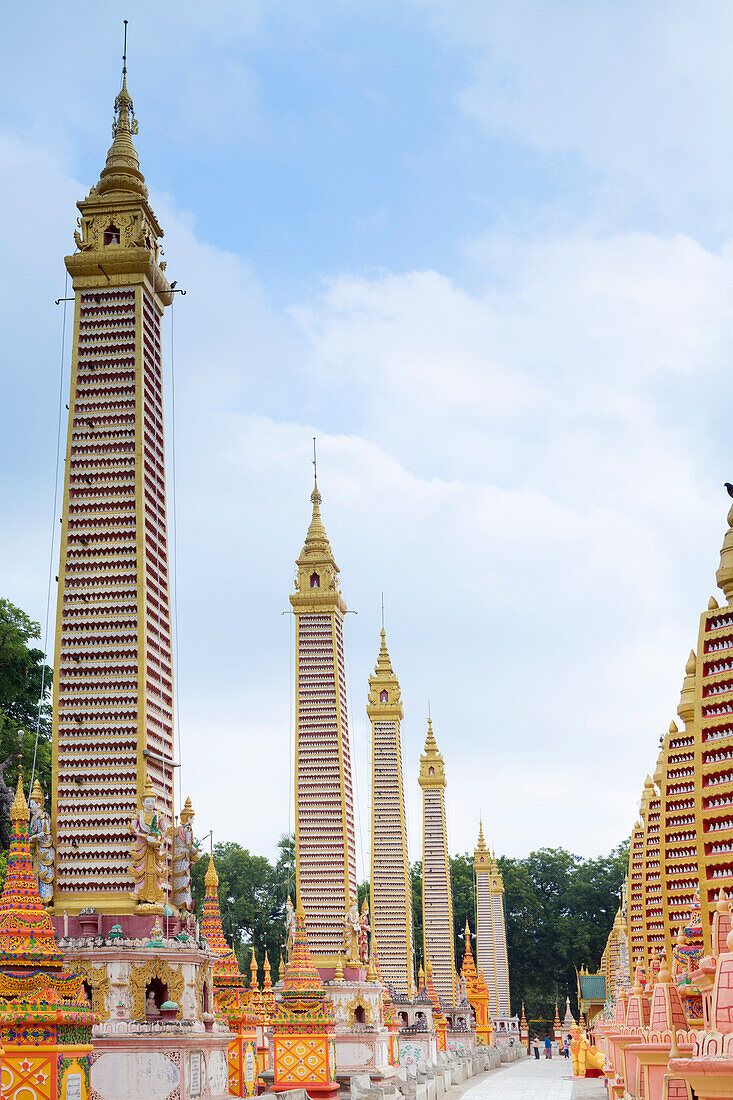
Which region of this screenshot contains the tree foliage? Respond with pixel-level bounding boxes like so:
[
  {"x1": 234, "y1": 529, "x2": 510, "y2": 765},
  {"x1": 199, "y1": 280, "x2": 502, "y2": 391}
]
[
  {"x1": 0, "y1": 599, "x2": 53, "y2": 848},
  {"x1": 406, "y1": 844, "x2": 627, "y2": 1025},
  {"x1": 191, "y1": 833, "x2": 295, "y2": 982}
]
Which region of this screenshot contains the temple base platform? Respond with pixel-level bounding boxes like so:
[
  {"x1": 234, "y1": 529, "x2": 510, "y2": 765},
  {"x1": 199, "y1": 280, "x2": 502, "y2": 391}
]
[{"x1": 51, "y1": 917, "x2": 233, "y2": 1099}]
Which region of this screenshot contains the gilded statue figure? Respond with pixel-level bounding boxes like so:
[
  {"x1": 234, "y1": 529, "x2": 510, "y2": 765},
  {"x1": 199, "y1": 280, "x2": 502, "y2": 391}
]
[
  {"x1": 168, "y1": 796, "x2": 201, "y2": 912},
  {"x1": 29, "y1": 777, "x2": 55, "y2": 904},
  {"x1": 129, "y1": 772, "x2": 166, "y2": 910},
  {"x1": 343, "y1": 895, "x2": 361, "y2": 962}
]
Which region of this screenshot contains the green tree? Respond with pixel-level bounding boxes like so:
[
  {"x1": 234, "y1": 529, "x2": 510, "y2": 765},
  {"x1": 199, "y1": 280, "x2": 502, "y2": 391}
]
[
  {"x1": 0, "y1": 599, "x2": 53, "y2": 847},
  {"x1": 412, "y1": 839, "x2": 628, "y2": 1025},
  {"x1": 192, "y1": 841, "x2": 288, "y2": 982},
  {"x1": 450, "y1": 853, "x2": 476, "y2": 967}
]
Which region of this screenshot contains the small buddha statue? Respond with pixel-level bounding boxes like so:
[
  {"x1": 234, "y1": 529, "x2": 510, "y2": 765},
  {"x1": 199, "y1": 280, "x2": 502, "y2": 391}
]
[{"x1": 146, "y1": 989, "x2": 160, "y2": 1018}]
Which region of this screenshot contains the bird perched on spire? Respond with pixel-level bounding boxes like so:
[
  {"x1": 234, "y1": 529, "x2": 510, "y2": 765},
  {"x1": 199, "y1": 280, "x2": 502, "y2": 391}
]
[{"x1": 725, "y1": 483, "x2": 733, "y2": 499}]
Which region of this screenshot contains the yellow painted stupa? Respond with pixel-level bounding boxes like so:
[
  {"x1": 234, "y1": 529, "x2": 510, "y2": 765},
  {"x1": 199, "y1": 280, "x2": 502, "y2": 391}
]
[{"x1": 461, "y1": 921, "x2": 493, "y2": 1047}]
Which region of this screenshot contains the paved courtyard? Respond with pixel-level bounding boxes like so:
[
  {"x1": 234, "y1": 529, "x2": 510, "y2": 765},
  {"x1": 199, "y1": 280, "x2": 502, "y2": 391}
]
[{"x1": 459, "y1": 1054, "x2": 605, "y2": 1100}]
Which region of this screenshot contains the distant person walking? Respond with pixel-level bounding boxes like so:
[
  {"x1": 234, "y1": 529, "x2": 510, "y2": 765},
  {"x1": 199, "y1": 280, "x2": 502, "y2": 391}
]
[
  {"x1": 563, "y1": 1038, "x2": 570, "y2": 1059},
  {"x1": 532, "y1": 1037, "x2": 540, "y2": 1059},
  {"x1": 544, "y1": 1035, "x2": 552, "y2": 1059}
]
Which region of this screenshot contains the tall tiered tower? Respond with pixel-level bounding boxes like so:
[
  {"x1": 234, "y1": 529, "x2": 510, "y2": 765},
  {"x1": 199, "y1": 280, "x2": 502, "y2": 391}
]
[
  {"x1": 473, "y1": 823, "x2": 510, "y2": 1019},
  {"x1": 290, "y1": 481, "x2": 358, "y2": 969},
  {"x1": 659, "y1": 655, "x2": 699, "y2": 960},
  {"x1": 419, "y1": 720, "x2": 456, "y2": 1006},
  {"x1": 691, "y1": 504, "x2": 733, "y2": 950},
  {"x1": 627, "y1": 774, "x2": 663, "y2": 973},
  {"x1": 51, "y1": 63, "x2": 174, "y2": 914},
  {"x1": 368, "y1": 628, "x2": 414, "y2": 999}
]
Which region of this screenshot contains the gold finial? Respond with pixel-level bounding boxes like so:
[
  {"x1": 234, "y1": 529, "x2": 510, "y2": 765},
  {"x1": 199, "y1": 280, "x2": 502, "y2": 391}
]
[
  {"x1": 10, "y1": 773, "x2": 28, "y2": 824},
  {"x1": 709, "y1": 596, "x2": 720, "y2": 610},
  {"x1": 419, "y1": 717, "x2": 446, "y2": 787},
  {"x1": 96, "y1": 22, "x2": 146, "y2": 199},
  {"x1": 143, "y1": 771, "x2": 155, "y2": 799},
  {"x1": 205, "y1": 854, "x2": 219, "y2": 888},
  {"x1": 180, "y1": 795, "x2": 194, "y2": 823},
  {"x1": 476, "y1": 820, "x2": 487, "y2": 852},
  {"x1": 368, "y1": 625, "x2": 403, "y2": 714}
]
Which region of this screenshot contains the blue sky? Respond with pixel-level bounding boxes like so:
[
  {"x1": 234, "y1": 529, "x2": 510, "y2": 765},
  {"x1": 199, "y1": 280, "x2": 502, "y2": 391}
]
[{"x1": 3, "y1": 1, "x2": 733, "y2": 870}]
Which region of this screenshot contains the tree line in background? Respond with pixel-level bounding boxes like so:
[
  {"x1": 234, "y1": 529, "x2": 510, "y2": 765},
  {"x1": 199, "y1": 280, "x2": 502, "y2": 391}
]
[
  {"x1": 192, "y1": 835, "x2": 628, "y2": 1022},
  {"x1": 1, "y1": 598, "x2": 627, "y2": 1021}
]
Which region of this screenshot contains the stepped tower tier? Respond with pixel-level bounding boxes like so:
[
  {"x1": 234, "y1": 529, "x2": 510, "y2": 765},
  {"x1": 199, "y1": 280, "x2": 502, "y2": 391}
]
[
  {"x1": 51, "y1": 65, "x2": 175, "y2": 915},
  {"x1": 689, "y1": 503, "x2": 733, "y2": 951},
  {"x1": 418, "y1": 719, "x2": 457, "y2": 1007},
  {"x1": 474, "y1": 822, "x2": 511, "y2": 1018},
  {"x1": 627, "y1": 774, "x2": 663, "y2": 973},
  {"x1": 659, "y1": 653, "x2": 700, "y2": 961},
  {"x1": 368, "y1": 627, "x2": 414, "y2": 999},
  {"x1": 290, "y1": 481, "x2": 358, "y2": 970}
]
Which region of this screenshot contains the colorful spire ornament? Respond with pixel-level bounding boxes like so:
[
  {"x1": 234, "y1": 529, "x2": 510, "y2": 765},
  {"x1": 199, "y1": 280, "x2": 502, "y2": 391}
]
[
  {"x1": 0, "y1": 774, "x2": 97, "y2": 1099},
  {"x1": 461, "y1": 922, "x2": 492, "y2": 1047},
  {"x1": 272, "y1": 902, "x2": 338, "y2": 1098},
  {"x1": 200, "y1": 855, "x2": 259, "y2": 1097}
]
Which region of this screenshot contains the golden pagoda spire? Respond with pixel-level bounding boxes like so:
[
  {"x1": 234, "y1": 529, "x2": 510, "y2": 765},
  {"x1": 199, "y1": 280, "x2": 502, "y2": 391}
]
[
  {"x1": 96, "y1": 46, "x2": 146, "y2": 199},
  {"x1": 476, "y1": 819, "x2": 487, "y2": 853},
  {"x1": 293, "y1": 476, "x2": 343, "y2": 609},
  {"x1": 368, "y1": 627, "x2": 403, "y2": 714},
  {"x1": 716, "y1": 503, "x2": 733, "y2": 601},
  {"x1": 418, "y1": 718, "x2": 446, "y2": 787},
  {"x1": 250, "y1": 946, "x2": 260, "y2": 991}
]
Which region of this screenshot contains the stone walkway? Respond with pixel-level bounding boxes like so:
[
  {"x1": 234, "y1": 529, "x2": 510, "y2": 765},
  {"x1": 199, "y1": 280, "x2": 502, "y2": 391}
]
[{"x1": 459, "y1": 1055, "x2": 604, "y2": 1100}]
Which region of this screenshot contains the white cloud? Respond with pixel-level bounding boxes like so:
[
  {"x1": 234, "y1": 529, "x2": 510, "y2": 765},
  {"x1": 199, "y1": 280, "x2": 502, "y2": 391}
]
[
  {"x1": 416, "y1": 1, "x2": 733, "y2": 232},
  {"x1": 2, "y1": 127, "x2": 733, "y2": 870}
]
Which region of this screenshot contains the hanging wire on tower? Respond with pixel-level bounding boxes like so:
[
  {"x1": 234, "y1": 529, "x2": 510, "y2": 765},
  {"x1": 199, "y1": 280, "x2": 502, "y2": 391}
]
[
  {"x1": 169, "y1": 293, "x2": 185, "y2": 810},
  {"x1": 30, "y1": 270, "x2": 70, "y2": 792}
]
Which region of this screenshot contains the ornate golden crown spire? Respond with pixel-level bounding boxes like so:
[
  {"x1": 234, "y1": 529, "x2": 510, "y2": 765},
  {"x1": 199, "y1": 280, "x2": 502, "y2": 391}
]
[
  {"x1": 293, "y1": 475, "x2": 343, "y2": 609},
  {"x1": 367, "y1": 627, "x2": 403, "y2": 714},
  {"x1": 419, "y1": 718, "x2": 446, "y2": 787},
  {"x1": 97, "y1": 42, "x2": 146, "y2": 199},
  {"x1": 300, "y1": 480, "x2": 335, "y2": 561}
]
